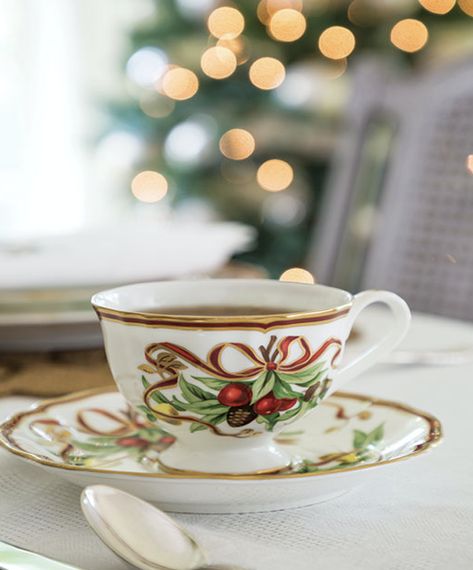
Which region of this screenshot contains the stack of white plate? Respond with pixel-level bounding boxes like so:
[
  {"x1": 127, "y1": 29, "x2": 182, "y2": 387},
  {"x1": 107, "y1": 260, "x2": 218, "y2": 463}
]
[{"x1": 0, "y1": 222, "x2": 254, "y2": 352}]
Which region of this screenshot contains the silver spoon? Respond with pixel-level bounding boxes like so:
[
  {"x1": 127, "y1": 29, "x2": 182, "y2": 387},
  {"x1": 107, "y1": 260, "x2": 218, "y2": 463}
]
[{"x1": 81, "y1": 485, "x2": 245, "y2": 570}]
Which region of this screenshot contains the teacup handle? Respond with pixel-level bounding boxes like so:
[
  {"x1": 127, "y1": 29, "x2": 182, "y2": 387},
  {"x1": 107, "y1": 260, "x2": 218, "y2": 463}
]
[{"x1": 333, "y1": 290, "x2": 411, "y2": 389}]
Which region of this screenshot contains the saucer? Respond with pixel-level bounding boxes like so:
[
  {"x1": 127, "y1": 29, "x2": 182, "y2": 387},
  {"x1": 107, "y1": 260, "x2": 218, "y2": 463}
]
[{"x1": 0, "y1": 388, "x2": 441, "y2": 513}]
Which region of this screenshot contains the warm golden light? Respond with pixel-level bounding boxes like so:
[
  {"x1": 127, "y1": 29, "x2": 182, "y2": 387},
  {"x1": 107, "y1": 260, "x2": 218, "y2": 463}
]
[
  {"x1": 162, "y1": 67, "x2": 199, "y2": 100},
  {"x1": 279, "y1": 267, "x2": 315, "y2": 284},
  {"x1": 269, "y1": 9, "x2": 307, "y2": 42},
  {"x1": 201, "y1": 46, "x2": 237, "y2": 79},
  {"x1": 267, "y1": 0, "x2": 303, "y2": 14},
  {"x1": 459, "y1": 0, "x2": 473, "y2": 15},
  {"x1": 217, "y1": 36, "x2": 249, "y2": 65},
  {"x1": 257, "y1": 0, "x2": 303, "y2": 24},
  {"x1": 139, "y1": 95, "x2": 175, "y2": 118},
  {"x1": 249, "y1": 57, "x2": 286, "y2": 90},
  {"x1": 419, "y1": 0, "x2": 455, "y2": 14},
  {"x1": 466, "y1": 155, "x2": 473, "y2": 174},
  {"x1": 219, "y1": 129, "x2": 256, "y2": 160},
  {"x1": 257, "y1": 159, "x2": 294, "y2": 191},
  {"x1": 131, "y1": 171, "x2": 168, "y2": 202},
  {"x1": 390, "y1": 19, "x2": 429, "y2": 53},
  {"x1": 207, "y1": 7, "x2": 245, "y2": 40},
  {"x1": 318, "y1": 26, "x2": 356, "y2": 60}
]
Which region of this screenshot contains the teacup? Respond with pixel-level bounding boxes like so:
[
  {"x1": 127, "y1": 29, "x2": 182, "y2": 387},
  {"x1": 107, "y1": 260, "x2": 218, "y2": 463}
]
[{"x1": 92, "y1": 279, "x2": 410, "y2": 475}]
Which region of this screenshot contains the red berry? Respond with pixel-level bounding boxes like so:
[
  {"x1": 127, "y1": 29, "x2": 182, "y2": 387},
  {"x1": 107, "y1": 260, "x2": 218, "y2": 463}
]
[
  {"x1": 253, "y1": 392, "x2": 282, "y2": 415},
  {"x1": 278, "y1": 398, "x2": 298, "y2": 411},
  {"x1": 218, "y1": 383, "x2": 252, "y2": 407},
  {"x1": 117, "y1": 437, "x2": 149, "y2": 448}
]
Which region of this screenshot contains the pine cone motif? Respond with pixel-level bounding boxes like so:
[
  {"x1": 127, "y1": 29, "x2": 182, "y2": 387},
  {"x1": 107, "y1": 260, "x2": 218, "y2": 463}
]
[{"x1": 227, "y1": 405, "x2": 257, "y2": 428}]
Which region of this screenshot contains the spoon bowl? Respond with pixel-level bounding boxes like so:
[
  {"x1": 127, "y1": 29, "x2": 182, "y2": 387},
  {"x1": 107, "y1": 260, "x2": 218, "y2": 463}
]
[{"x1": 81, "y1": 485, "x2": 207, "y2": 570}]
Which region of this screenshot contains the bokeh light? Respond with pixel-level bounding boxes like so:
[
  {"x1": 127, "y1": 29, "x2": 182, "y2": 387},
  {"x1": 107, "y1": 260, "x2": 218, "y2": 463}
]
[
  {"x1": 257, "y1": 159, "x2": 294, "y2": 191},
  {"x1": 201, "y1": 46, "x2": 237, "y2": 79},
  {"x1": 164, "y1": 118, "x2": 214, "y2": 167},
  {"x1": 466, "y1": 155, "x2": 473, "y2": 174},
  {"x1": 318, "y1": 26, "x2": 356, "y2": 60},
  {"x1": 219, "y1": 129, "x2": 255, "y2": 160},
  {"x1": 217, "y1": 36, "x2": 249, "y2": 65},
  {"x1": 390, "y1": 19, "x2": 429, "y2": 53},
  {"x1": 162, "y1": 67, "x2": 199, "y2": 100},
  {"x1": 176, "y1": 0, "x2": 216, "y2": 19},
  {"x1": 126, "y1": 47, "x2": 168, "y2": 88},
  {"x1": 418, "y1": 0, "x2": 455, "y2": 14},
  {"x1": 139, "y1": 95, "x2": 175, "y2": 118},
  {"x1": 258, "y1": 0, "x2": 304, "y2": 24},
  {"x1": 263, "y1": 193, "x2": 306, "y2": 226},
  {"x1": 269, "y1": 9, "x2": 307, "y2": 42},
  {"x1": 279, "y1": 267, "x2": 315, "y2": 284},
  {"x1": 98, "y1": 132, "x2": 144, "y2": 168},
  {"x1": 458, "y1": 0, "x2": 473, "y2": 15},
  {"x1": 131, "y1": 171, "x2": 168, "y2": 202},
  {"x1": 249, "y1": 57, "x2": 286, "y2": 90},
  {"x1": 207, "y1": 7, "x2": 245, "y2": 39}
]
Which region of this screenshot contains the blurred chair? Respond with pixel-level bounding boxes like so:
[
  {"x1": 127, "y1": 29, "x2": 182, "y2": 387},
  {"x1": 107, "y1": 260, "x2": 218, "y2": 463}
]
[{"x1": 308, "y1": 57, "x2": 473, "y2": 321}]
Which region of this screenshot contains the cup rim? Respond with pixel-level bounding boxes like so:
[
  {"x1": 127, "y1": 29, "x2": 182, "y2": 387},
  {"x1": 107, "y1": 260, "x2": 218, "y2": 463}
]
[{"x1": 91, "y1": 279, "x2": 353, "y2": 323}]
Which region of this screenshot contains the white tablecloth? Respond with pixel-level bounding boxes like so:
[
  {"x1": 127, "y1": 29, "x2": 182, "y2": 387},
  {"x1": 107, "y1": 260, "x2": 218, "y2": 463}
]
[{"x1": 1, "y1": 313, "x2": 473, "y2": 570}]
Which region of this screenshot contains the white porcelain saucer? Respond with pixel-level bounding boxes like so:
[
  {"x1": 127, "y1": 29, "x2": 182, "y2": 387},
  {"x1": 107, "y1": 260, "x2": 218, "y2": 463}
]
[{"x1": 0, "y1": 388, "x2": 441, "y2": 513}]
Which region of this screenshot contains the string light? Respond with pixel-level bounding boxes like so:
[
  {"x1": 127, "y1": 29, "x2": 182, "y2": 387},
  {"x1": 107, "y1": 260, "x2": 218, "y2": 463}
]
[
  {"x1": 318, "y1": 26, "x2": 356, "y2": 60},
  {"x1": 207, "y1": 7, "x2": 245, "y2": 39},
  {"x1": 257, "y1": 159, "x2": 294, "y2": 191},
  {"x1": 131, "y1": 171, "x2": 168, "y2": 202},
  {"x1": 161, "y1": 67, "x2": 199, "y2": 100},
  {"x1": 249, "y1": 57, "x2": 286, "y2": 90},
  {"x1": 269, "y1": 9, "x2": 307, "y2": 42},
  {"x1": 390, "y1": 19, "x2": 429, "y2": 53},
  {"x1": 458, "y1": 0, "x2": 473, "y2": 15},
  {"x1": 219, "y1": 129, "x2": 255, "y2": 160},
  {"x1": 279, "y1": 267, "x2": 315, "y2": 284},
  {"x1": 418, "y1": 0, "x2": 455, "y2": 14}
]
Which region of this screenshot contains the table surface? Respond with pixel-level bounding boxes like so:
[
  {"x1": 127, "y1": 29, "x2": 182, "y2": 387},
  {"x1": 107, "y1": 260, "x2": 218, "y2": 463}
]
[{"x1": 0, "y1": 311, "x2": 472, "y2": 570}]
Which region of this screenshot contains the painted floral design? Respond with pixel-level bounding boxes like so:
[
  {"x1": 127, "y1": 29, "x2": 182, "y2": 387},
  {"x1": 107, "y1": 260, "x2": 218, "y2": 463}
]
[
  {"x1": 138, "y1": 335, "x2": 343, "y2": 435},
  {"x1": 29, "y1": 406, "x2": 174, "y2": 467}
]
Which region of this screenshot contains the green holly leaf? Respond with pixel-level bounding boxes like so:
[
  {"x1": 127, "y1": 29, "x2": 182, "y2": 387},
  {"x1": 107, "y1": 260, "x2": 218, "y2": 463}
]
[
  {"x1": 278, "y1": 362, "x2": 326, "y2": 384},
  {"x1": 175, "y1": 399, "x2": 228, "y2": 414},
  {"x1": 72, "y1": 441, "x2": 124, "y2": 454},
  {"x1": 353, "y1": 424, "x2": 384, "y2": 450},
  {"x1": 272, "y1": 375, "x2": 300, "y2": 400},
  {"x1": 141, "y1": 375, "x2": 150, "y2": 388},
  {"x1": 294, "y1": 370, "x2": 328, "y2": 388},
  {"x1": 179, "y1": 376, "x2": 215, "y2": 403},
  {"x1": 258, "y1": 412, "x2": 280, "y2": 431},
  {"x1": 190, "y1": 423, "x2": 208, "y2": 433},
  {"x1": 169, "y1": 397, "x2": 187, "y2": 412},
  {"x1": 200, "y1": 412, "x2": 228, "y2": 425},
  {"x1": 192, "y1": 376, "x2": 228, "y2": 390},
  {"x1": 353, "y1": 429, "x2": 367, "y2": 449},
  {"x1": 277, "y1": 403, "x2": 302, "y2": 423},
  {"x1": 250, "y1": 372, "x2": 275, "y2": 404}
]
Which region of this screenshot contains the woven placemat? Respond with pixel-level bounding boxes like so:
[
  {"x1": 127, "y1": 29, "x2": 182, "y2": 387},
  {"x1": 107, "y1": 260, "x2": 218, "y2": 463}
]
[{"x1": 0, "y1": 350, "x2": 114, "y2": 397}]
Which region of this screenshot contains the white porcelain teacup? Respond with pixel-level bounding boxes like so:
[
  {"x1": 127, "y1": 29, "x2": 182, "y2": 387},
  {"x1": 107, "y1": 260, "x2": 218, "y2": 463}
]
[{"x1": 92, "y1": 279, "x2": 410, "y2": 475}]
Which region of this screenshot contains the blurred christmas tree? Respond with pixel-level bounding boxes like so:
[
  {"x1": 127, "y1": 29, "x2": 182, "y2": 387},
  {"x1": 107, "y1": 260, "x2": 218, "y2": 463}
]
[{"x1": 109, "y1": 0, "x2": 472, "y2": 277}]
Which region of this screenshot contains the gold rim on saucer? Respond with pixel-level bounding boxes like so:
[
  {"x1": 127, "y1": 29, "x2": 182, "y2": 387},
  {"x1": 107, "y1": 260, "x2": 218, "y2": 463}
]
[{"x1": 0, "y1": 387, "x2": 442, "y2": 481}]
